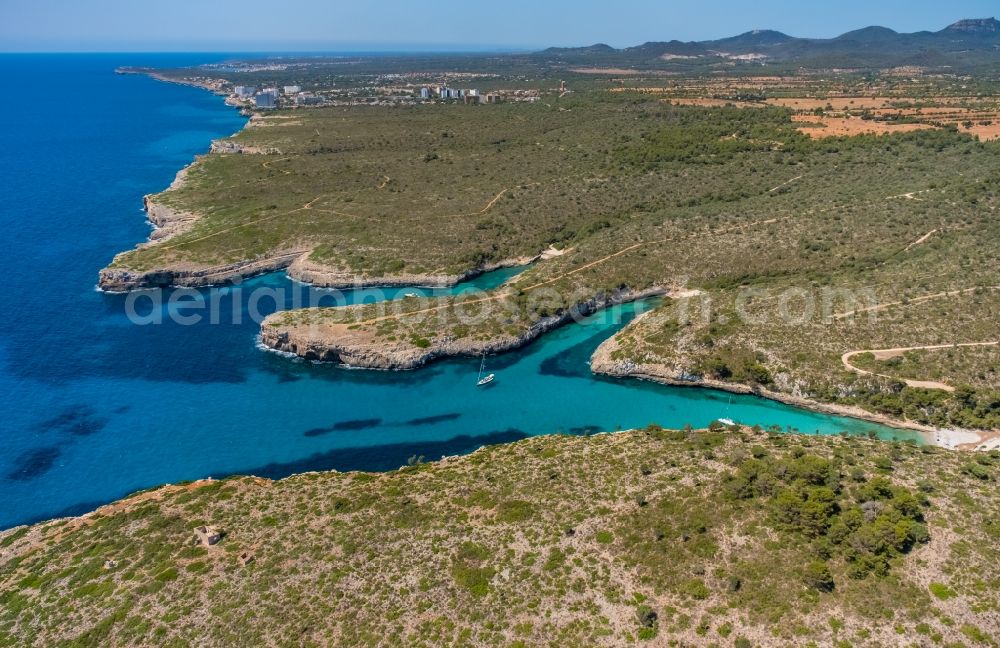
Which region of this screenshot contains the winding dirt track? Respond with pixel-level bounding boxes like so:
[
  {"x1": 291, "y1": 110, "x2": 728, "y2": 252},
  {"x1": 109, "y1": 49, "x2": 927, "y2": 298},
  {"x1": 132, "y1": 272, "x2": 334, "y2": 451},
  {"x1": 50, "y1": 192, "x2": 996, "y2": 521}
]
[
  {"x1": 841, "y1": 342, "x2": 998, "y2": 392},
  {"x1": 159, "y1": 196, "x2": 324, "y2": 251},
  {"x1": 903, "y1": 228, "x2": 939, "y2": 252},
  {"x1": 832, "y1": 286, "x2": 998, "y2": 320}
]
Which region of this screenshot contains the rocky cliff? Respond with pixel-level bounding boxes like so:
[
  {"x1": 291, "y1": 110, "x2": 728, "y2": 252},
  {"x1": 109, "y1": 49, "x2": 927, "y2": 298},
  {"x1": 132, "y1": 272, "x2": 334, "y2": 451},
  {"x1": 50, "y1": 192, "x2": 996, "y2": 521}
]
[
  {"x1": 285, "y1": 255, "x2": 536, "y2": 290},
  {"x1": 259, "y1": 286, "x2": 667, "y2": 369},
  {"x1": 98, "y1": 250, "x2": 308, "y2": 292}
]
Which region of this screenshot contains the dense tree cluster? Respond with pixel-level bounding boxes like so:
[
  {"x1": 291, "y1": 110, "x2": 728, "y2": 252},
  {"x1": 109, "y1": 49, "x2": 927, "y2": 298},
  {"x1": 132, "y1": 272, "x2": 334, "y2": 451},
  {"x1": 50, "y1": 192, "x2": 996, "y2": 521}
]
[{"x1": 723, "y1": 451, "x2": 930, "y2": 584}]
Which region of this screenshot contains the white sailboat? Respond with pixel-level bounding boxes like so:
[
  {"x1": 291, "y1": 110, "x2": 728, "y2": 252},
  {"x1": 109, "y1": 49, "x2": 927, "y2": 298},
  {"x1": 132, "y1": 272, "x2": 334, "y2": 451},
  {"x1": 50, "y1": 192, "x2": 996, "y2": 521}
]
[
  {"x1": 476, "y1": 352, "x2": 495, "y2": 386},
  {"x1": 718, "y1": 396, "x2": 736, "y2": 426}
]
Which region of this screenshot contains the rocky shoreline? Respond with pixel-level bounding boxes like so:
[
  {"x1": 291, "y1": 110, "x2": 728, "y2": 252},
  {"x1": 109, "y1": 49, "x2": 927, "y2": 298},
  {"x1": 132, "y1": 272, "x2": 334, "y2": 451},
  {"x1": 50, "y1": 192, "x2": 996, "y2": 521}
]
[
  {"x1": 99, "y1": 247, "x2": 538, "y2": 292},
  {"x1": 259, "y1": 286, "x2": 668, "y2": 370},
  {"x1": 98, "y1": 249, "x2": 311, "y2": 292},
  {"x1": 588, "y1": 323, "x2": 997, "y2": 451},
  {"x1": 115, "y1": 67, "x2": 230, "y2": 96},
  {"x1": 286, "y1": 254, "x2": 538, "y2": 290}
]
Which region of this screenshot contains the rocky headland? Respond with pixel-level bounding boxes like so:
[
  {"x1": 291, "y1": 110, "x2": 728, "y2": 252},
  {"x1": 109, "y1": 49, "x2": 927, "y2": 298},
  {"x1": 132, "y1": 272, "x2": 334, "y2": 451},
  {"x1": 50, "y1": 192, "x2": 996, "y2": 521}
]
[{"x1": 259, "y1": 286, "x2": 667, "y2": 369}]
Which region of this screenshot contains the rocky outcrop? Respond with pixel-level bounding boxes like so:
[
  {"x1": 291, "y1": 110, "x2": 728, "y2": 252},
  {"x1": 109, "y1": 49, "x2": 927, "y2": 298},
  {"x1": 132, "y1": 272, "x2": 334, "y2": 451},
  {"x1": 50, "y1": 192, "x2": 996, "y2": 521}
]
[
  {"x1": 259, "y1": 286, "x2": 668, "y2": 369},
  {"x1": 942, "y1": 18, "x2": 1000, "y2": 34},
  {"x1": 100, "y1": 244, "x2": 534, "y2": 292},
  {"x1": 286, "y1": 256, "x2": 464, "y2": 290},
  {"x1": 98, "y1": 250, "x2": 308, "y2": 292},
  {"x1": 210, "y1": 140, "x2": 282, "y2": 155},
  {"x1": 286, "y1": 255, "x2": 536, "y2": 290},
  {"x1": 143, "y1": 196, "x2": 200, "y2": 243}
]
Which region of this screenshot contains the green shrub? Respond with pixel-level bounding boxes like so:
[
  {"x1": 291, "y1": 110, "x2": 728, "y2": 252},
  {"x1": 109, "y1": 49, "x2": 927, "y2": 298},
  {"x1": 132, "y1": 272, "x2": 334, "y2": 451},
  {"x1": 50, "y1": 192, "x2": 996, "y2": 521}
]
[
  {"x1": 451, "y1": 564, "x2": 494, "y2": 597},
  {"x1": 680, "y1": 578, "x2": 710, "y2": 600},
  {"x1": 154, "y1": 567, "x2": 179, "y2": 582},
  {"x1": 496, "y1": 500, "x2": 534, "y2": 523},
  {"x1": 0, "y1": 527, "x2": 29, "y2": 548},
  {"x1": 803, "y1": 561, "x2": 835, "y2": 592},
  {"x1": 929, "y1": 582, "x2": 956, "y2": 600},
  {"x1": 960, "y1": 624, "x2": 990, "y2": 644},
  {"x1": 963, "y1": 463, "x2": 990, "y2": 480},
  {"x1": 451, "y1": 541, "x2": 494, "y2": 596}
]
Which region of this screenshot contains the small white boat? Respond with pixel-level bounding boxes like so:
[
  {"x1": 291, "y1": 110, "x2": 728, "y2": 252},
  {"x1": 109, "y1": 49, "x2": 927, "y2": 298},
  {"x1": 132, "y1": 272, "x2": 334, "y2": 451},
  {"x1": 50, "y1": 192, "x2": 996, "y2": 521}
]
[
  {"x1": 718, "y1": 397, "x2": 736, "y2": 426},
  {"x1": 476, "y1": 352, "x2": 495, "y2": 386},
  {"x1": 403, "y1": 292, "x2": 418, "y2": 298}
]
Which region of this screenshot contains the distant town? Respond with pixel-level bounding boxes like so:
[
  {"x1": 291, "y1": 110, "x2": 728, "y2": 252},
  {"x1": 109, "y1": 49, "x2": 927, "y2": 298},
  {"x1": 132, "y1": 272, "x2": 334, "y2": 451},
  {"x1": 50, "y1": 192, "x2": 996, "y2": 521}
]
[
  {"x1": 230, "y1": 82, "x2": 543, "y2": 109},
  {"x1": 116, "y1": 66, "x2": 549, "y2": 110}
]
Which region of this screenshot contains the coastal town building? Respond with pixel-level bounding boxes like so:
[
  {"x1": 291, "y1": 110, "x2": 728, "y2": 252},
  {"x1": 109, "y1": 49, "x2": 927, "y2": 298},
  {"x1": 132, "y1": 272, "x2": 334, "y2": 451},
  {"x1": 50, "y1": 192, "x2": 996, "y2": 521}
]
[
  {"x1": 234, "y1": 85, "x2": 256, "y2": 99},
  {"x1": 436, "y1": 87, "x2": 479, "y2": 100},
  {"x1": 255, "y1": 93, "x2": 277, "y2": 109},
  {"x1": 283, "y1": 85, "x2": 302, "y2": 94},
  {"x1": 294, "y1": 93, "x2": 324, "y2": 105}
]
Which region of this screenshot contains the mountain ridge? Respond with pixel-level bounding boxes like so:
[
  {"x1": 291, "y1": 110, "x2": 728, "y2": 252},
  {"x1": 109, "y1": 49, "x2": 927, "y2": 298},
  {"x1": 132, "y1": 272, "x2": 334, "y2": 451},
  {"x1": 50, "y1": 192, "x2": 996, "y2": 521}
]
[{"x1": 538, "y1": 17, "x2": 1000, "y2": 69}]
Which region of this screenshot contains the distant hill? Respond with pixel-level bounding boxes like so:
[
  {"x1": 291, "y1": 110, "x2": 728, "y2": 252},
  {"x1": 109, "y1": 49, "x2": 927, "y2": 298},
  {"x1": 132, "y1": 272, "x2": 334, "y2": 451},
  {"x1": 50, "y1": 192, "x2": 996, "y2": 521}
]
[
  {"x1": 536, "y1": 18, "x2": 1000, "y2": 70},
  {"x1": 942, "y1": 17, "x2": 1000, "y2": 35}
]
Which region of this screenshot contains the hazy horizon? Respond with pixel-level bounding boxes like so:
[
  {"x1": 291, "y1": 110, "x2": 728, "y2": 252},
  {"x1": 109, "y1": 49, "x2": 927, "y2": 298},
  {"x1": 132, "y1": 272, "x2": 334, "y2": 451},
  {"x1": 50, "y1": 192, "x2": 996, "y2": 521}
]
[{"x1": 2, "y1": 0, "x2": 997, "y2": 53}]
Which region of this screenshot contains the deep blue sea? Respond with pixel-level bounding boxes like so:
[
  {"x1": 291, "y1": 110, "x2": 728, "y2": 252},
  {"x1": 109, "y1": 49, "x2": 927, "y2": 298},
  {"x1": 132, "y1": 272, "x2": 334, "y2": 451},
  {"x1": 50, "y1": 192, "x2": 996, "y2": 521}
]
[{"x1": 0, "y1": 54, "x2": 921, "y2": 529}]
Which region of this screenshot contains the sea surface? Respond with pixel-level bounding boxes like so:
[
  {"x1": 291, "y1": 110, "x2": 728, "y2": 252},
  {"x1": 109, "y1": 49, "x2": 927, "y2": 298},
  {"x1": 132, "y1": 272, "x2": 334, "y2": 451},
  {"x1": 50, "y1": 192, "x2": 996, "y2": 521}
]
[{"x1": 0, "y1": 54, "x2": 921, "y2": 529}]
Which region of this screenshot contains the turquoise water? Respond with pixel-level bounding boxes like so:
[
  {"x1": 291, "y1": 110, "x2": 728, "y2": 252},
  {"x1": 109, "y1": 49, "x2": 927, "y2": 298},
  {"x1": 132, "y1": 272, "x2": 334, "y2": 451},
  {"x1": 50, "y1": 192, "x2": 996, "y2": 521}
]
[{"x1": 0, "y1": 55, "x2": 920, "y2": 529}]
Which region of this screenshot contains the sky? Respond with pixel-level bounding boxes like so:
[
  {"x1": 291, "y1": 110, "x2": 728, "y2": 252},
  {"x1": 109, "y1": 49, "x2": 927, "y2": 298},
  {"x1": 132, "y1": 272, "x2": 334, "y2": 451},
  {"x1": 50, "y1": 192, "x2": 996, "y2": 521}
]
[{"x1": 1, "y1": 0, "x2": 998, "y2": 52}]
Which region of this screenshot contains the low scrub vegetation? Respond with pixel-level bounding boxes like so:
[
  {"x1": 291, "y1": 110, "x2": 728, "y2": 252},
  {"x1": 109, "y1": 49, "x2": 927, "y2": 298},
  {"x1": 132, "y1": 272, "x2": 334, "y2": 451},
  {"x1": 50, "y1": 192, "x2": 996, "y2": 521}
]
[{"x1": 2, "y1": 428, "x2": 996, "y2": 646}]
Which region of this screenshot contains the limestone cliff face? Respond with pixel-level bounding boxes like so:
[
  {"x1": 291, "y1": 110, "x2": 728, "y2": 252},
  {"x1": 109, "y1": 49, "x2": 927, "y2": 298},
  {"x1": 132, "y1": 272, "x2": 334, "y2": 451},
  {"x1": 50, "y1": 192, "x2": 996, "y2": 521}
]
[
  {"x1": 97, "y1": 251, "x2": 307, "y2": 292},
  {"x1": 143, "y1": 196, "x2": 200, "y2": 243},
  {"x1": 589, "y1": 328, "x2": 717, "y2": 387},
  {"x1": 259, "y1": 286, "x2": 667, "y2": 370},
  {"x1": 209, "y1": 140, "x2": 282, "y2": 155},
  {"x1": 98, "y1": 245, "x2": 533, "y2": 292},
  {"x1": 589, "y1": 312, "x2": 798, "y2": 399},
  {"x1": 286, "y1": 256, "x2": 465, "y2": 290},
  {"x1": 285, "y1": 256, "x2": 536, "y2": 290}
]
